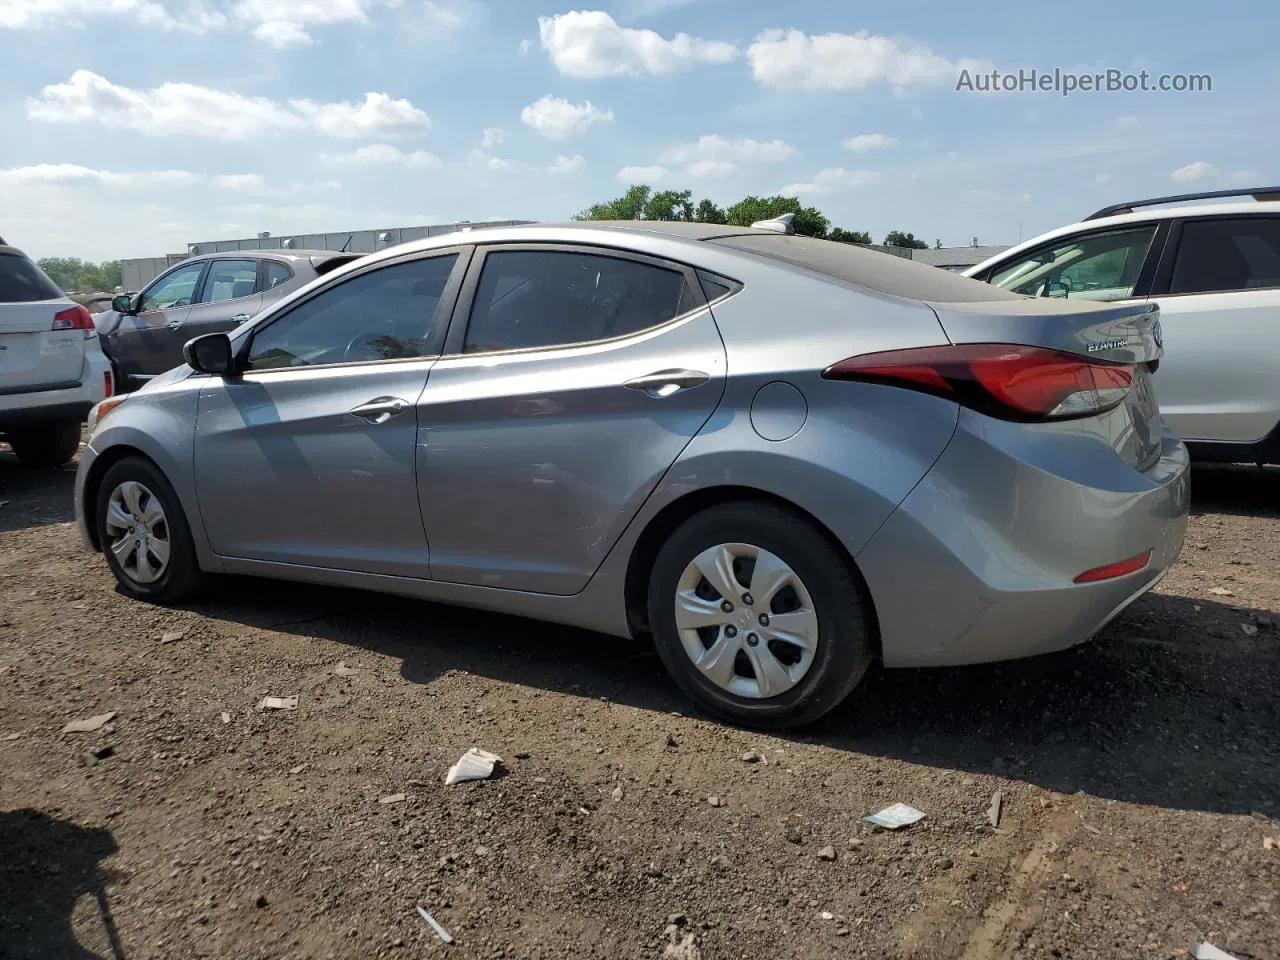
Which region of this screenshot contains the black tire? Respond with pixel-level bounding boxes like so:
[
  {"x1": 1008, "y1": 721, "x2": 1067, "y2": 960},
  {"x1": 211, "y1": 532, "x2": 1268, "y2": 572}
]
[
  {"x1": 647, "y1": 502, "x2": 874, "y2": 729},
  {"x1": 95, "y1": 455, "x2": 204, "y2": 603},
  {"x1": 7, "y1": 420, "x2": 82, "y2": 466}
]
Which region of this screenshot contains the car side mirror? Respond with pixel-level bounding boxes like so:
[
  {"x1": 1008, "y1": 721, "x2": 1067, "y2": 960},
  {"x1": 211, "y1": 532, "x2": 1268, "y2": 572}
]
[
  {"x1": 183, "y1": 333, "x2": 235, "y2": 376},
  {"x1": 112, "y1": 293, "x2": 137, "y2": 314}
]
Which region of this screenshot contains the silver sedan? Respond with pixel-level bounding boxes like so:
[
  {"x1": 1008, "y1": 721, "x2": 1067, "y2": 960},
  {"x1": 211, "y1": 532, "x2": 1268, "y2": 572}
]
[{"x1": 75, "y1": 220, "x2": 1189, "y2": 728}]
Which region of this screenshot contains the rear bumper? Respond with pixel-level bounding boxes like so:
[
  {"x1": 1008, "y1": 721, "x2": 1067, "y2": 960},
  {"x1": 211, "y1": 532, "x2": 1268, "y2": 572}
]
[
  {"x1": 858, "y1": 413, "x2": 1190, "y2": 668},
  {"x1": 0, "y1": 346, "x2": 110, "y2": 429}
]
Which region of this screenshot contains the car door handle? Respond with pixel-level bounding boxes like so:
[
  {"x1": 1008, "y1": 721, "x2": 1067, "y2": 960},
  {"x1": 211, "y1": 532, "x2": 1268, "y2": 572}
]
[
  {"x1": 623, "y1": 369, "x2": 710, "y2": 398},
  {"x1": 349, "y1": 396, "x2": 410, "y2": 424},
  {"x1": 166, "y1": 318, "x2": 183, "y2": 330},
  {"x1": 229, "y1": 313, "x2": 251, "y2": 323}
]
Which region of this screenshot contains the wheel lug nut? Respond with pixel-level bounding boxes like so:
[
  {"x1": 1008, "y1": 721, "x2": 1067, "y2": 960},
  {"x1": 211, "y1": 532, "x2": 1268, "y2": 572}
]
[
  {"x1": 758, "y1": 613, "x2": 769, "y2": 626},
  {"x1": 746, "y1": 633, "x2": 760, "y2": 647},
  {"x1": 720, "y1": 600, "x2": 734, "y2": 613},
  {"x1": 742, "y1": 593, "x2": 754, "y2": 606},
  {"x1": 724, "y1": 625, "x2": 737, "y2": 638}
]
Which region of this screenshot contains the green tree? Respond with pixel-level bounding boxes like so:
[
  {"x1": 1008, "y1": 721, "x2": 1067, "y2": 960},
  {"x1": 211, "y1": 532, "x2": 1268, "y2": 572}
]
[
  {"x1": 884, "y1": 230, "x2": 929, "y2": 249},
  {"x1": 36, "y1": 257, "x2": 88, "y2": 292},
  {"x1": 828, "y1": 227, "x2": 872, "y2": 245},
  {"x1": 34, "y1": 257, "x2": 123, "y2": 292},
  {"x1": 694, "y1": 198, "x2": 727, "y2": 224},
  {"x1": 100, "y1": 261, "x2": 122, "y2": 289},
  {"x1": 643, "y1": 189, "x2": 694, "y2": 222},
  {"x1": 725, "y1": 195, "x2": 829, "y2": 238},
  {"x1": 576, "y1": 184, "x2": 652, "y2": 221}
]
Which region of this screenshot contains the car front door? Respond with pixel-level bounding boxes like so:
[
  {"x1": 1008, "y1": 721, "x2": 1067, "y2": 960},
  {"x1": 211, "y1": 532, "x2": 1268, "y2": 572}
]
[
  {"x1": 417, "y1": 244, "x2": 727, "y2": 595},
  {"x1": 109, "y1": 260, "x2": 206, "y2": 382},
  {"x1": 172, "y1": 258, "x2": 265, "y2": 369},
  {"x1": 1145, "y1": 214, "x2": 1280, "y2": 443},
  {"x1": 193, "y1": 249, "x2": 468, "y2": 576}
]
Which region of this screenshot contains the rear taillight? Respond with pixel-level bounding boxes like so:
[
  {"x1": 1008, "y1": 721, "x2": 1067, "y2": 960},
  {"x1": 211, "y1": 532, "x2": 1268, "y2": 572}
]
[
  {"x1": 104, "y1": 370, "x2": 113, "y2": 398},
  {"x1": 823, "y1": 343, "x2": 1135, "y2": 422},
  {"x1": 52, "y1": 304, "x2": 95, "y2": 334}
]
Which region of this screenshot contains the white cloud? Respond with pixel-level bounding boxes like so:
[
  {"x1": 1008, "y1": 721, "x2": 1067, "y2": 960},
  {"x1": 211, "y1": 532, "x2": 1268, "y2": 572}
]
[
  {"x1": 0, "y1": 162, "x2": 198, "y2": 187},
  {"x1": 468, "y1": 149, "x2": 522, "y2": 173},
  {"x1": 211, "y1": 173, "x2": 270, "y2": 193},
  {"x1": 28, "y1": 71, "x2": 429, "y2": 140},
  {"x1": 779, "y1": 167, "x2": 880, "y2": 198},
  {"x1": 748, "y1": 29, "x2": 988, "y2": 91},
  {"x1": 658, "y1": 134, "x2": 795, "y2": 165},
  {"x1": 546, "y1": 154, "x2": 585, "y2": 174},
  {"x1": 0, "y1": 0, "x2": 226, "y2": 32},
  {"x1": 320, "y1": 143, "x2": 441, "y2": 169},
  {"x1": 1171, "y1": 161, "x2": 1213, "y2": 183},
  {"x1": 480, "y1": 127, "x2": 505, "y2": 148},
  {"x1": 538, "y1": 10, "x2": 737, "y2": 79},
  {"x1": 232, "y1": 0, "x2": 392, "y2": 49},
  {"x1": 616, "y1": 164, "x2": 670, "y2": 183},
  {"x1": 687, "y1": 160, "x2": 736, "y2": 178},
  {"x1": 520, "y1": 95, "x2": 614, "y2": 139},
  {"x1": 1095, "y1": 173, "x2": 1112, "y2": 184},
  {"x1": 518, "y1": 37, "x2": 532, "y2": 55},
  {"x1": 842, "y1": 133, "x2": 897, "y2": 152},
  {"x1": 251, "y1": 18, "x2": 312, "y2": 48}
]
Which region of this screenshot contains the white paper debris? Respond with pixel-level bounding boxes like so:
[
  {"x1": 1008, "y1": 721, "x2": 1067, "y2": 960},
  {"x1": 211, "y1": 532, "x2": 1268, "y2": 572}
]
[
  {"x1": 1241, "y1": 623, "x2": 1258, "y2": 636},
  {"x1": 62, "y1": 712, "x2": 116, "y2": 734},
  {"x1": 864, "y1": 803, "x2": 926, "y2": 829},
  {"x1": 1209, "y1": 587, "x2": 1234, "y2": 596},
  {"x1": 1192, "y1": 943, "x2": 1241, "y2": 960},
  {"x1": 160, "y1": 630, "x2": 185, "y2": 644},
  {"x1": 444, "y1": 747, "x2": 501, "y2": 785},
  {"x1": 416, "y1": 905, "x2": 453, "y2": 943},
  {"x1": 255, "y1": 696, "x2": 297, "y2": 711},
  {"x1": 220, "y1": 712, "x2": 232, "y2": 724},
  {"x1": 987, "y1": 791, "x2": 1003, "y2": 828},
  {"x1": 380, "y1": 793, "x2": 407, "y2": 805}
]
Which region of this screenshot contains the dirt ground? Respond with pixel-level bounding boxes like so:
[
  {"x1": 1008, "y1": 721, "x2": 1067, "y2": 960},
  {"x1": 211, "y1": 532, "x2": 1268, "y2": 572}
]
[{"x1": 1, "y1": 446, "x2": 1277, "y2": 960}]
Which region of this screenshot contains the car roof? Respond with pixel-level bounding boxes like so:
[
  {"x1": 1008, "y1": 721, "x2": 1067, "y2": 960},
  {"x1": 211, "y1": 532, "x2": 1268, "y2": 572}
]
[{"x1": 185, "y1": 249, "x2": 349, "y2": 262}]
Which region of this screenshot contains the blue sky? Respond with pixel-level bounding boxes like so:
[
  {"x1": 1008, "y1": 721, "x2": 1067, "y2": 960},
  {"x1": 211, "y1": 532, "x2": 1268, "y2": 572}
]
[{"x1": 0, "y1": 0, "x2": 1276, "y2": 261}]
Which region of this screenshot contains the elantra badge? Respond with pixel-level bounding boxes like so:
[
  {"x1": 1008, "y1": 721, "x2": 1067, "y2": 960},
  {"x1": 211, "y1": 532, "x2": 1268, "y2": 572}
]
[{"x1": 1087, "y1": 337, "x2": 1130, "y2": 353}]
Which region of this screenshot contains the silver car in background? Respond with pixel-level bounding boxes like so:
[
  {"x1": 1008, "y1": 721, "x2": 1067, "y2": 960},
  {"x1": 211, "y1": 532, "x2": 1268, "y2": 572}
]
[{"x1": 74, "y1": 221, "x2": 1189, "y2": 728}]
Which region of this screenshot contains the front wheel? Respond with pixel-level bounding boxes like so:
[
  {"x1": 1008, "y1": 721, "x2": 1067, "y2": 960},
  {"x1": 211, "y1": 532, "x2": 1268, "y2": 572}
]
[
  {"x1": 95, "y1": 456, "x2": 204, "y2": 603},
  {"x1": 647, "y1": 502, "x2": 874, "y2": 729}
]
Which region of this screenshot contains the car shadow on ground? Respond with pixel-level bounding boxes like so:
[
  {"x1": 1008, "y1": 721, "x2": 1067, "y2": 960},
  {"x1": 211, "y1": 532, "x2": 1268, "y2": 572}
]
[
  {"x1": 1189, "y1": 463, "x2": 1280, "y2": 519},
  {"x1": 0, "y1": 450, "x2": 78, "y2": 535},
  {"x1": 190, "y1": 573, "x2": 1279, "y2": 820},
  {"x1": 0, "y1": 808, "x2": 124, "y2": 960}
]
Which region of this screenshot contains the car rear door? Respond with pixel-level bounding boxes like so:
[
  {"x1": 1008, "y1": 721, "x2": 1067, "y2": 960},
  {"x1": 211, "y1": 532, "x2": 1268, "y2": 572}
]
[
  {"x1": 108, "y1": 260, "x2": 206, "y2": 382},
  {"x1": 1144, "y1": 214, "x2": 1280, "y2": 443},
  {"x1": 193, "y1": 248, "x2": 468, "y2": 576},
  {"x1": 175, "y1": 258, "x2": 265, "y2": 362},
  {"x1": 0, "y1": 252, "x2": 84, "y2": 392},
  {"x1": 416, "y1": 244, "x2": 727, "y2": 595}
]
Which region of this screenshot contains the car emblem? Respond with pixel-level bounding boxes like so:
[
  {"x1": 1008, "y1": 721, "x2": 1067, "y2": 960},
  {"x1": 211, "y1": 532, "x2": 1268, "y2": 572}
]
[{"x1": 1152, "y1": 319, "x2": 1163, "y2": 349}]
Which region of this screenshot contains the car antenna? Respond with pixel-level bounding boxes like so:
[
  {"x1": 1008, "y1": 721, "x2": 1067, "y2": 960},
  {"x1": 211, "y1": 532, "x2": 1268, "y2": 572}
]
[
  {"x1": 750, "y1": 212, "x2": 796, "y2": 235},
  {"x1": 339, "y1": 234, "x2": 353, "y2": 252}
]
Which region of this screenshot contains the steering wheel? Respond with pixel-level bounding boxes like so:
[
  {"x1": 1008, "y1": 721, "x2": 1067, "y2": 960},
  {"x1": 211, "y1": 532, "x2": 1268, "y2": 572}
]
[{"x1": 344, "y1": 332, "x2": 382, "y2": 362}]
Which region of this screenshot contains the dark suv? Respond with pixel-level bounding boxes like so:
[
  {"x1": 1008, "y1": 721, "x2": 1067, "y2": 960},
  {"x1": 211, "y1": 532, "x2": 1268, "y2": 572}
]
[{"x1": 97, "y1": 249, "x2": 361, "y2": 389}]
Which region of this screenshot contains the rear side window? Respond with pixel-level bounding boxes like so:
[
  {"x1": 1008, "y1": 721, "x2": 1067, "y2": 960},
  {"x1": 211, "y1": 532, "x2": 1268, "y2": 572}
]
[
  {"x1": 263, "y1": 262, "x2": 292, "y2": 289},
  {"x1": 463, "y1": 249, "x2": 696, "y2": 354},
  {"x1": 0, "y1": 254, "x2": 63, "y2": 302},
  {"x1": 1169, "y1": 217, "x2": 1280, "y2": 294},
  {"x1": 202, "y1": 259, "x2": 259, "y2": 303},
  {"x1": 709, "y1": 234, "x2": 1023, "y2": 303}
]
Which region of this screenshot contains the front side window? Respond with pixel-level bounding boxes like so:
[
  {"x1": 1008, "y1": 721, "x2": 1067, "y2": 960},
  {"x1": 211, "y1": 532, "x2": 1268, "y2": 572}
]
[
  {"x1": 463, "y1": 249, "x2": 697, "y2": 354},
  {"x1": 202, "y1": 259, "x2": 259, "y2": 304},
  {"x1": 137, "y1": 262, "x2": 205, "y2": 312},
  {"x1": 987, "y1": 225, "x2": 1158, "y2": 301},
  {"x1": 246, "y1": 255, "x2": 457, "y2": 371},
  {"x1": 1169, "y1": 217, "x2": 1280, "y2": 294}
]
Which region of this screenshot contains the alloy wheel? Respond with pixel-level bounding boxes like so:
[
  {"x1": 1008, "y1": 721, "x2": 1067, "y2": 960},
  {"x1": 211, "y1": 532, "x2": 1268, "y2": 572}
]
[{"x1": 104, "y1": 480, "x2": 171, "y2": 585}]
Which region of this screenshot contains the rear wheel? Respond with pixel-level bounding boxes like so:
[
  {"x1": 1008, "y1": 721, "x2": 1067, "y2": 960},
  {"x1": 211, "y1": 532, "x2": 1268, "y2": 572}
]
[
  {"x1": 6, "y1": 421, "x2": 82, "y2": 466},
  {"x1": 95, "y1": 456, "x2": 204, "y2": 603},
  {"x1": 647, "y1": 502, "x2": 874, "y2": 729}
]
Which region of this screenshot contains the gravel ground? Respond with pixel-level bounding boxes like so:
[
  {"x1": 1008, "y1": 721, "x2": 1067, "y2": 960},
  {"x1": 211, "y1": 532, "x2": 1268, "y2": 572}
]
[{"x1": 1, "y1": 447, "x2": 1277, "y2": 960}]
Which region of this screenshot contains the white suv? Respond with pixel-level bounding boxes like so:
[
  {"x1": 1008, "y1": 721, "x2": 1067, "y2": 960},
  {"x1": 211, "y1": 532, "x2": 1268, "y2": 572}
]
[
  {"x1": 0, "y1": 240, "x2": 111, "y2": 466},
  {"x1": 966, "y1": 187, "x2": 1280, "y2": 465}
]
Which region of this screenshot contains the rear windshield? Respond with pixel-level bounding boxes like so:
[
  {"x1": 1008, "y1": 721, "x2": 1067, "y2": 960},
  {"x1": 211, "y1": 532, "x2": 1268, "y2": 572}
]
[
  {"x1": 709, "y1": 234, "x2": 1023, "y2": 303},
  {"x1": 0, "y1": 252, "x2": 64, "y2": 302}
]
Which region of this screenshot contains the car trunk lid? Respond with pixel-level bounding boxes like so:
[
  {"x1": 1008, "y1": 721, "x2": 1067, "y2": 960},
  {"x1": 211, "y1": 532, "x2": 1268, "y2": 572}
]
[{"x1": 0, "y1": 302, "x2": 88, "y2": 392}]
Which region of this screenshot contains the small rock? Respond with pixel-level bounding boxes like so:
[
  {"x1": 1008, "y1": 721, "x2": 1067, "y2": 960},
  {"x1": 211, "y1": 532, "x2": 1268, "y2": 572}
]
[
  {"x1": 835, "y1": 928, "x2": 851, "y2": 937},
  {"x1": 289, "y1": 763, "x2": 307, "y2": 775},
  {"x1": 1209, "y1": 587, "x2": 1234, "y2": 596},
  {"x1": 160, "y1": 630, "x2": 185, "y2": 644},
  {"x1": 379, "y1": 793, "x2": 407, "y2": 805},
  {"x1": 663, "y1": 733, "x2": 678, "y2": 749},
  {"x1": 62, "y1": 712, "x2": 115, "y2": 734},
  {"x1": 1255, "y1": 616, "x2": 1274, "y2": 630},
  {"x1": 1242, "y1": 623, "x2": 1259, "y2": 637},
  {"x1": 816, "y1": 845, "x2": 837, "y2": 862},
  {"x1": 90, "y1": 745, "x2": 114, "y2": 761},
  {"x1": 785, "y1": 826, "x2": 803, "y2": 845},
  {"x1": 513, "y1": 751, "x2": 531, "y2": 759},
  {"x1": 475, "y1": 845, "x2": 489, "y2": 857},
  {"x1": 707, "y1": 796, "x2": 722, "y2": 807},
  {"x1": 740, "y1": 750, "x2": 763, "y2": 764},
  {"x1": 847, "y1": 838, "x2": 864, "y2": 850},
  {"x1": 611, "y1": 785, "x2": 624, "y2": 802},
  {"x1": 935, "y1": 856, "x2": 954, "y2": 870},
  {"x1": 254, "y1": 894, "x2": 268, "y2": 909},
  {"x1": 663, "y1": 932, "x2": 702, "y2": 960},
  {"x1": 708, "y1": 855, "x2": 731, "y2": 872},
  {"x1": 820, "y1": 911, "x2": 834, "y2": 921},
  {"x1": 219, "y1": 712, "x2": 231, "y2": 724},
  {"x1": 666, "y1": 913, "x2": 687, "y2": 927}
]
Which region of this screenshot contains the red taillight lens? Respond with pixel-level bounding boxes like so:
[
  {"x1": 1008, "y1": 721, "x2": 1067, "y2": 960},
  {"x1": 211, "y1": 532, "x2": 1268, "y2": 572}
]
[
  {"x1": 1073, "y1": 550, "x2": 1152, "y2": 584},
  {"x1": 104, "y1": 370, "x2": 113, "y2": 398},
  {"x1": 823, "y1": 343, "x2": 1134, "y2": 421},
  {"x1": 52, "y1": 304, "x2": 95, "y2": 333}
]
